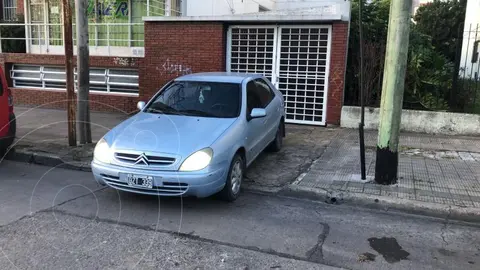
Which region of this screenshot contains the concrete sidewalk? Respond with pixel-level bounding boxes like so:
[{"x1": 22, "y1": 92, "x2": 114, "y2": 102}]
[
  {"x1": 289, "y1": 129, "x2": 480, "y2": 221},
  {"x1": 5, "y1": 106, "x2": 480, "y2": 221},
  {"x1": 14, "y1": 106, "x2": 128, "y2": 144}
]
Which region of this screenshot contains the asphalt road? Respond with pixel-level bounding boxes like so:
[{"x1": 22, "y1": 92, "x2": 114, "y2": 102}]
[{"x1": 1, "y1": 161, "x2": 479, "y2": 270}]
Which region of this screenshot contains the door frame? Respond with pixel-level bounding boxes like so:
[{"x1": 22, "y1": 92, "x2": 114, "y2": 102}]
[{"x1": 226, "y1": 25, "x2": 279, "y2": 83}]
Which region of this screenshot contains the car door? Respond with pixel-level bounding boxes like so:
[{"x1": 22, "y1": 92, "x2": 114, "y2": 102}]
[
  {"x1": 245, "y1": 80, "x2": 266, "y2": 162},
  {"x1": 0, "y1": 74, "x2": 8, "y2": 138}
]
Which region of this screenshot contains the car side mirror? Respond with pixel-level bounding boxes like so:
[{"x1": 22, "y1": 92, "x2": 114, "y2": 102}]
[
  {"x1": 250, "y1": 108, "x2": 267, "y2": 119},
  {"x1": 137, "y1": 101, "x2": 146, "y2": 111}
]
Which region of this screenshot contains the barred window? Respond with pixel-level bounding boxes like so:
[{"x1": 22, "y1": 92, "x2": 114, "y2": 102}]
[
  {"x1": 3, "y1": 0, "x2": 17, "y2": 21},
  {"x1": 10, "y1": 64, "x2": 139, "y2": 95}
]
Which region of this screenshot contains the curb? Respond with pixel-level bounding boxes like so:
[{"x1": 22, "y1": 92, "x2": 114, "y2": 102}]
[
  {"x1": 281, "y1": 185, "x2": 480, "y2": 224},
  {"x1": 6, "y1": 148, "x2": 92, "y2": 172}
]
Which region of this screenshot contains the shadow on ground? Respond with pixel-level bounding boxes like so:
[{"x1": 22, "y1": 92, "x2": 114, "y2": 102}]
[{"x1": 244, "y1": 125, "x2": 339, "y2": 190}]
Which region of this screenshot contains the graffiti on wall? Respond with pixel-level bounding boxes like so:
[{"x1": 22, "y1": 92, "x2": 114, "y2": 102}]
[
  {"x1": 113, "y1": 57, "x2": 137, "y2": 67},
  {"x1": 87, "y1": 0, "x2": 129, "y2": 18},
  {"x1": 157, "y1": 59, "x2": 193, "y2": 76}
]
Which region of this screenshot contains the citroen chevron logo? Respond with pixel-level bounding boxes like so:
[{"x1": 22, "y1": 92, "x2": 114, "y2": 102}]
[{"x1": 134, "y1": 153, "x2": 149, "y2": 166}]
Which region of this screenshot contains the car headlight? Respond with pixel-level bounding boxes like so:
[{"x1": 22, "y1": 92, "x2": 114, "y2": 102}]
[
  {"x1": 179, "y1": 148, "x2": 213, "y2": 172},
  {"x1": 94, "y1": 138, "x2": 112, "y2": 164}
]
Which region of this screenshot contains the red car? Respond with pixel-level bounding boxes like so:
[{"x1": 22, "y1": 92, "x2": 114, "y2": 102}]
[{"x1": 0, "y1": 66, "x2": 15, "y2": 156}]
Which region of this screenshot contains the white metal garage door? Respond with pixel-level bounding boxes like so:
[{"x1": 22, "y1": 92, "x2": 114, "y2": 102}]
[{"x1": 227, "y1": 25, "x2": 331, "y2": 126}]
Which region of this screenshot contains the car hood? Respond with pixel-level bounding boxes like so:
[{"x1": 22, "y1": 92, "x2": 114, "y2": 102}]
[{"x1": 107, "y1": 112, "x2": 236, "y2": 157}]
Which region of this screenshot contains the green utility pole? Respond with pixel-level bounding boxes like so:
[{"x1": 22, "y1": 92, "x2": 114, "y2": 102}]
[{"x1": 375, "y1": 0, "x2": 412, "y2": 185}]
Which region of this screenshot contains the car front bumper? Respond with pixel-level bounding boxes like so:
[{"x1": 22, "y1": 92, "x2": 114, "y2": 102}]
[{"x1": 91, "y1": 161, "x2": 227, "y2": 198}]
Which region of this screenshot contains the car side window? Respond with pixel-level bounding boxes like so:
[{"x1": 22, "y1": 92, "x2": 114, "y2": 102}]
[
  {"x1": 246, "y1": 81, "x2": 263, "y2": 116},
  {"x1": 253, "y1": 79, "x2": 275, "y2": 107},
  {"x1": 0, "y1": 78, "x2": 3, "y2": 96}
]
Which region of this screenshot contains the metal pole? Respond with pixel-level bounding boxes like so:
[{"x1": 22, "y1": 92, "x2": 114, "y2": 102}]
[
  {"x1": 95, "y1": 0, "x2": 99, "y2": 47},
  {"x1": 147, "y1": 0, "x2": 150, "y2": 16},
  {"x1": 451, "y1": 21, "x2": 464, "y2": 110},
  {"x1": 107, "y1": 23, "x2": 110, "y2": 55},
  {"x1": 128, "y1": 0, "x2": 132, "y2": 47},
  {"x1": 62, "y1": 0, "x2": 77, "y2": 146},
  {"x1": 24, "y1": 0, "x2": 30, "y2": 53},
  {"x1": 375, "y1": 0, "x2": 412, "y2": 185},
  {"x1": 76, "y1": 0, "x2": 91, "y2": 144},
  {"x1": 358, "y1": 0, "x2": 366, "y2": 180},
  {"x1": 165, "y1": 0, "x2": 172, "y2": 16}
]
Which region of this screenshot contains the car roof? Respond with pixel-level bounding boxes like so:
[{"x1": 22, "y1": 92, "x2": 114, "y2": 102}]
[{"x1": 175, "y1": 72, "x2": 264, "y2": 83}]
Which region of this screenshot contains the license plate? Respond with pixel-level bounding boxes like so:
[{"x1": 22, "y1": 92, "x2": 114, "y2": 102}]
[{"x1": 126, "y1": 174, "x2": 153, "y2": 189}]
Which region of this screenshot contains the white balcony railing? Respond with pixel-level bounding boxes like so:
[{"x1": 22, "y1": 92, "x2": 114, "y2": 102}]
[{"x1": 0, "y1": 22, "x2": 145, "y2": 57}]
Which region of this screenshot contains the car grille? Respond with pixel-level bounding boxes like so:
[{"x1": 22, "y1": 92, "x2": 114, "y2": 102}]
[
  {"x1": 114, "y1": 152, "x2": 176, "y2": 166},
  {"x1": 101, "y1": 174, "x2": 188, "y2": 196}
]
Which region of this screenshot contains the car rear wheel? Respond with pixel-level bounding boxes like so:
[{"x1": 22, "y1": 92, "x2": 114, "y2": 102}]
[
  {"x1": 268, "y1": 121, "x2": 284, "y2": 152},
  {"x1": 218, "y1": 153, "x2": 244, "y2": 202},
  {"x1": 6, "y1": 114, "x2": 15, "y2": 147},
  {"x1": 0, "y1": 114, "x2": 15, "y2": 159}
]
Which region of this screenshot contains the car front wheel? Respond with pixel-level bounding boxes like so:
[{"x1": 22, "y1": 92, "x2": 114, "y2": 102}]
[{"x1": 218, "y1": 153, "x2": 244, "y2": 202}]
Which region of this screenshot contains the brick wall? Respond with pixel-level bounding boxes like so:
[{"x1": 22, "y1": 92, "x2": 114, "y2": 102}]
[
  {"x1": 0, "y1": 53, "x2": 141, "y2": 113},
  {"x1": 0, "y1": 20, "x2": 348, "y2": 125},
  {"x1": 140, "y1": 21, "x2": 225, "y2": 101},
  {"x1": 327, "y1": 22, "x2": 349, "y2": 125},
  {"x1": 12, "y1": 89, "x2": 138, "y2": 113}
]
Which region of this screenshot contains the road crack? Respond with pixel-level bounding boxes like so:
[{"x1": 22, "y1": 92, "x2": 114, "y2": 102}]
[
  {"x1": 306, "y1": 223, "x2": 330, "y2": 263},
  {"x1": 440, "y1": 206, "x2": 452, "y2": 246}
]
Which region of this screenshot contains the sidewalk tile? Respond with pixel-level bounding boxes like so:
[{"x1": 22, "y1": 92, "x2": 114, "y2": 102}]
[
  {"x1": 397, "y1": 192, "x2": 415, "y2": 200},
  {"x1": 416, "y1": 190, "x2": 435, "y2": 197},
  {"x1": 470, "y1": 153, "x2": 480, "y2": 161},
  {"x1": 468, "y1": 192, "x2": 480, "y2": 201},
  {"x1": 330, "y1": 181, "x2": 347, "y2": 191},
  {"x1": 450, "y1": 189, "x2": 470, "y2": 196},
  {"x1": 458, "y1": 152, "x2": 475, "y2": 161},
  {"x1": 416, "y1": 195, "x2": 436, "y2": 203},
  {"x1": 346, "y1": 182, "x2": 364, "y2": 193},
  {"x1": 431, "y1": 191, "x2": 452, "y2": 199},
  {"x1": 363, "y1": 184, "x2": 381, "y2": 195},
  {"x1": 433, "y1": 197, "x2": 454, "y2": 205}
]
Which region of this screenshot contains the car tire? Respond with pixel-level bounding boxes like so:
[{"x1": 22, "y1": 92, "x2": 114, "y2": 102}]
[
  {"x1": 268, "y1": 121, "x2": 284, "y2": 152},
  {"x1": 8, "y1": 114, "x2": 16, "y2": 139},
  {"x1": 0, "y1": 114, "x2": 15, "y2": 160},
  {"x1": 6, "y1": 114, "x2": 15, "y2": 147},
  {"x1": 0, "y1": 145, "x2": 6, "y2": 159},
  {"x1": 218, "y1": 153, "x2": 244, "y2": 202}
]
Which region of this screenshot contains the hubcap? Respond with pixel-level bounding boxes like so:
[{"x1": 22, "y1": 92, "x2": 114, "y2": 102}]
[{"x1": 231, "y1": 160, "x2": 242, "y2": 194}]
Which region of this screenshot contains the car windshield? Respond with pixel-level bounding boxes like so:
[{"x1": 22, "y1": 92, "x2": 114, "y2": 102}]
[{"x1": 145, "y1": 81, "x2": 241, "y2": 118}]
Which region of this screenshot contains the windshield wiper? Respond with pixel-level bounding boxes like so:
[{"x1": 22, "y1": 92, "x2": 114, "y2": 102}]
[
  {"x1": 179, "y1": 109, "x2": 216, "y2": 117},
  {"x1": 146, "y1": 103, "x2": 183, "y2": 115}
]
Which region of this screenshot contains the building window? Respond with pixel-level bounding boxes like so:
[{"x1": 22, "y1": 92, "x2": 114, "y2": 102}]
[
  {"x1": 27, "y1": 0, "x2": 174, "y2": 48},
  {"x1": 11, "y1": 64, "x2": 139, "y2": 95},
  {"x1": 3, "y1": 0, "x2": 17, "y2": 21},
  {"x1": 171, "y1": 0, "x2": 182, "y2": 16}
]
